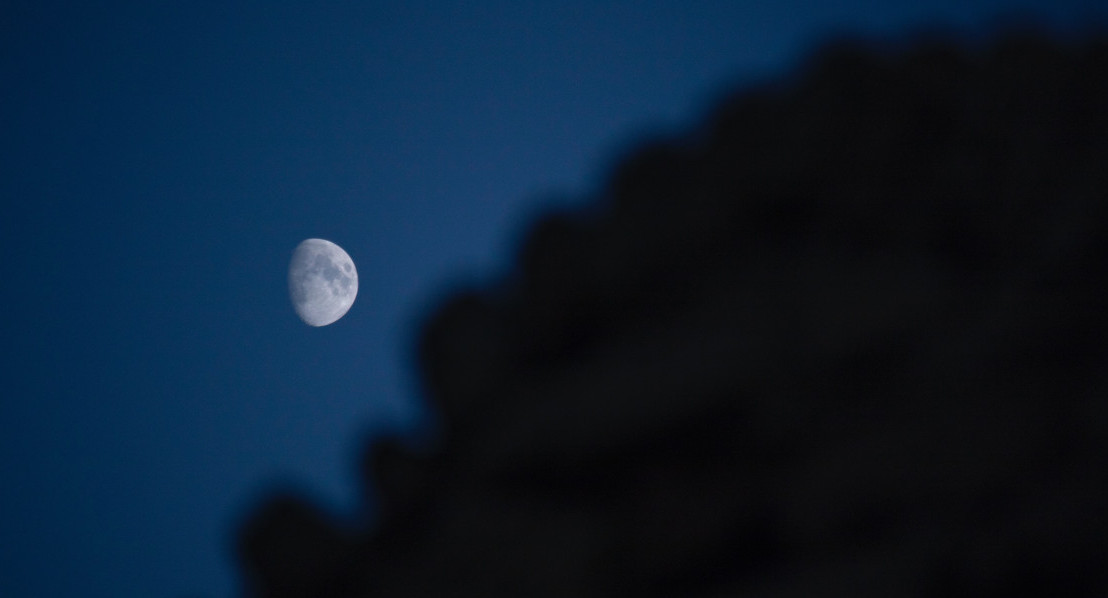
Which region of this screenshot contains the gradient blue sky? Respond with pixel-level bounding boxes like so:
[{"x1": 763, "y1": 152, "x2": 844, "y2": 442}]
[{"x1": 1, "y1": 2, "x2": 1102, "y2": 597}]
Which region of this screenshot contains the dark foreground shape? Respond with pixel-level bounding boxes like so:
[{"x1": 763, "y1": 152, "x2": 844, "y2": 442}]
[{"x1": 238, "y1": 32, "x2": 1108, "y2": 597}]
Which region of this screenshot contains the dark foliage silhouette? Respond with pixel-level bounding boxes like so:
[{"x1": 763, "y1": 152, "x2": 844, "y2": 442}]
[{"x1": 238, "y1": 32, "x2": 1108, "y2": 597}]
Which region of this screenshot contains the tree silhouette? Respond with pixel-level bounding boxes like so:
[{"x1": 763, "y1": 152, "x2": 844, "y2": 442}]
[{"x1": 238, "y1": 31, "x2": 1108, "y2": 597}]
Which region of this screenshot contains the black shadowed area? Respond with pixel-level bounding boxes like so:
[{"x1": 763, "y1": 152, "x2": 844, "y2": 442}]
[{"x1": 236, "y1": 32, "x2": 1108, "y2": 597}]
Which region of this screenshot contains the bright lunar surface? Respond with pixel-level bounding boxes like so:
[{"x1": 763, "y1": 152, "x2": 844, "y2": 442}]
[{"x1": 288, "y1": 238, "x2": 358, "y2": 326}]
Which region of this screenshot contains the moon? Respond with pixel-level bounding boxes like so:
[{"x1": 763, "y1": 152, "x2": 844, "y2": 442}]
[{"x1": 288, "y1": 238, "x2": 358, "y2": 326}]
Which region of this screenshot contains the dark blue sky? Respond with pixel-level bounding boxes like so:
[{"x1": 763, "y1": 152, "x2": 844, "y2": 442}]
[{"x1": 1, "y1": 2, "x2": 1102, "y2": 597}]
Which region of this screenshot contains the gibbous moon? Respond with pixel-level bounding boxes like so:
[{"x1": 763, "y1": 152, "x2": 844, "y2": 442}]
[{"x1": 288, "y1": 238, "x2": 358, "y2": 326}]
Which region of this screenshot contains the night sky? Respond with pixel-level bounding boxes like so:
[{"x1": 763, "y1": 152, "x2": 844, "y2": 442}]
[{"x1": 1, "y1": 2, "x2": 1103, "y2": 597}]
